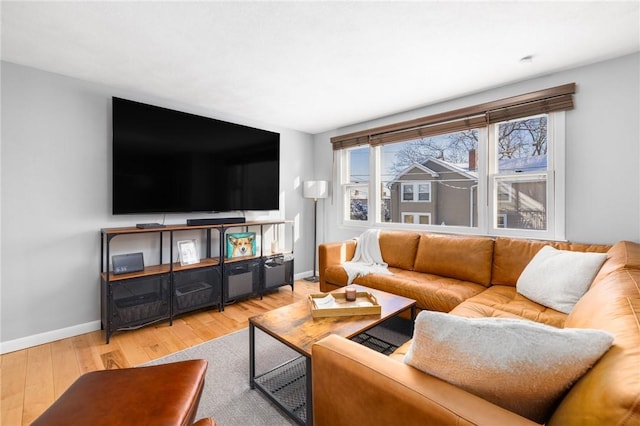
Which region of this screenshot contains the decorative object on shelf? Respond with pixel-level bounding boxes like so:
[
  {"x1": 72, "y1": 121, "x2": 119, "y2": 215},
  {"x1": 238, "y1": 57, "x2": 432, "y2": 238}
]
[
  {"x1": 226, "y1": 232, "x2": 257, "y2": 258},
  {"x1": 177, "y1": 239, "x2": 200, "y2": 266},
  {"x1": 271, "y1": 239, "x2": 278, "y2": 254},
  {"x1": 303, "y1": 180, "x2": 329, "y2": 282}
]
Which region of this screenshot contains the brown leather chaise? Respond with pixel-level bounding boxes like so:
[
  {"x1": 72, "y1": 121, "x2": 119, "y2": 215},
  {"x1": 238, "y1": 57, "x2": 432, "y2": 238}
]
[{"x1": 31, "y1": 359, "x2": 214, "y2": 426}]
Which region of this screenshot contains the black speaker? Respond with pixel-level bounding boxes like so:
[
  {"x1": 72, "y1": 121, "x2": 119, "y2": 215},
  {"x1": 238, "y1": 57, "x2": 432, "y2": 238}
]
[
  {"x1": 187, "y1": 217, "x2": 246, "y2": 226},
  {"x1": 112, "y1": 252, "x2": 145, "y2": 275}
]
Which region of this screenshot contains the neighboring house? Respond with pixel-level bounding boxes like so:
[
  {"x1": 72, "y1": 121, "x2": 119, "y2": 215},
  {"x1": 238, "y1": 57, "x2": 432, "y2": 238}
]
[
  {"x1": 389, "y1": 157, "x2": 478, "y2": 227},
  {"x1": 495, "y1": 155, "x2": 548, "y2": 230},
  {"x1": 389, "y1": 154, "x2": 547, "y2": 229}
]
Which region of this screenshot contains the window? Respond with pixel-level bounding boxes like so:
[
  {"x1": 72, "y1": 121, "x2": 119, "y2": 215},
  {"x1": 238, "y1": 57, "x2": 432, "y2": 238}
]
[
  {"x1": 402, "y1": 212, "x2": 431, "y2": 225},
  {"x1": 401, "y1": 182, "x2": 431, "y2": 202},
  {"x1": 343, "y1": 146, "x2": 370, "y2": 222},
  {"x1": 333, "y1": 83, "x2": 571, "y2": 239},
  {"x1": 380, "y1": 130, "x2": 479, "y2": 228},
  {"x1": 497, "y1": 214, "x2": 507, "y2": 228},
  {"x1": 489, "y1": 114, "x2": 556, "y2": 235}
]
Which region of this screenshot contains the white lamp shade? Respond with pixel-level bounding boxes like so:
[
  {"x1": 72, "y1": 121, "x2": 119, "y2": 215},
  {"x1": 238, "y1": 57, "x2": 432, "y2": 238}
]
[{"x1": 303, "y1": 180, "x2": 329, "y2": 199}]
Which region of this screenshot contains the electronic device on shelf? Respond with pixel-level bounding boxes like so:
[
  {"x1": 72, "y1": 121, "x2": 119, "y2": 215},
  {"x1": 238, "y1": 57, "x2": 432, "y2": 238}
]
[
  {"x1": 186, "y1": 217, "x2": 245, "y2": 226},
  {"x1": 112, "y1": 97, "x2": 280, "y2": 215},
  {"x1": 136, "y1": 223, "x2": 166, "y2": 229},
  {"x1": 112, "y1": 252, "x2": 145, "y2": 275}
]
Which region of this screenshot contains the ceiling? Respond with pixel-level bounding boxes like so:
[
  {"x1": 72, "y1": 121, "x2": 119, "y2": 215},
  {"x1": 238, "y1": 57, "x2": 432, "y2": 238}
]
[{"x1": 2, "y1": 1, "x2": 639, "y2": 134}]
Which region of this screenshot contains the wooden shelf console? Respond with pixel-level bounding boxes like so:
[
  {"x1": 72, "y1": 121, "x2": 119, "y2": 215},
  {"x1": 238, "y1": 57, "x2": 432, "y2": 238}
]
[{"x1": 100, "y1": 220, "x2": 294, "y2": 343}]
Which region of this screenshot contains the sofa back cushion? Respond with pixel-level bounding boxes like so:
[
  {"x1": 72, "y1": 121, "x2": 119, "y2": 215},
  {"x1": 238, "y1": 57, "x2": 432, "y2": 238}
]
[
  {"x1": 413, "y1": 234, "x2": 494, "y2": 286},
  {"x1": 491, "y1": 238, "x2": 548, "y2": 287},
  {"x1": 492, "y1": 237, "x2": 610, "y2": 287},
  {"x1": 379, "y1": 231, "x2": 421, "y2": 270}
]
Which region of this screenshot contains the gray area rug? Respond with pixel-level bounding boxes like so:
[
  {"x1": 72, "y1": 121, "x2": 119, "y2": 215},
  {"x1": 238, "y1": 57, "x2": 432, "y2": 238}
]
[
  {"x1": 144, "y1": 327, "x2": 299, "y2": 425},
  {"x1": 142, "y1": 318, "x2": 413, "y2": 425}
]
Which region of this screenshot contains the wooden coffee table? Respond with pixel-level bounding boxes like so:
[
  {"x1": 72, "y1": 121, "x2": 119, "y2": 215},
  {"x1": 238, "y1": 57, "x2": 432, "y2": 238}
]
[{"x1": 249, "y1": 284, "x2": 416, "y2": 425}]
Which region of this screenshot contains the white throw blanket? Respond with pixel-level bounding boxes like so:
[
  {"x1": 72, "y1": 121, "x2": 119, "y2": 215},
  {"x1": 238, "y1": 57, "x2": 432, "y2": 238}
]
[{"x1": 342, "y1": 229, "x2": 393, "y2": 285}]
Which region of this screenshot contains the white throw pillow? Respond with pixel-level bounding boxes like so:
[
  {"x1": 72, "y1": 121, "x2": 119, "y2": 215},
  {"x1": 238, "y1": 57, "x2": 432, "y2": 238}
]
[
  {"x1": 404, "y1": 311, "x2": 614, "y2": 424},
  {"x1": 516, "y1": 245, "x2": 607, "y2": 314}
]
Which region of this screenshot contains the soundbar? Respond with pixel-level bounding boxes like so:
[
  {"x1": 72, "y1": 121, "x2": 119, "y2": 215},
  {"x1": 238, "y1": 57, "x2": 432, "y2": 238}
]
[{"x1": 187, "y1": 217, "x2": 246, "y2": 226}]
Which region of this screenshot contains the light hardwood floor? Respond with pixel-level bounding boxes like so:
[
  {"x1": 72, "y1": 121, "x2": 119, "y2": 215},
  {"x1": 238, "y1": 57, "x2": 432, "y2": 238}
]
[{"x1": 1, "y1": 280, "x2": 318, "y2": 426}]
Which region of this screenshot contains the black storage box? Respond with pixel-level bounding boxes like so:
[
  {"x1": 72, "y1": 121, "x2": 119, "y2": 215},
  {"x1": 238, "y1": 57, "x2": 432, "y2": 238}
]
[
  {"x1": 111, "y1": 274, "x2": 170, "y2": 328},
  {"x1": 263, "y1": 256, "x2": 294, "y2": 290},
  {"x1": 224, "y1": 259, "x2": 261, "y2": 302},
  {"x1": 173, "y1": 267, "x2": 221, "y2": 314}
]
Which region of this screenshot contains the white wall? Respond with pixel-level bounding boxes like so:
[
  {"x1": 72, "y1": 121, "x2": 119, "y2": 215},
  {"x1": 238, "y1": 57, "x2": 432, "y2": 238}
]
[
  {"x1": 0, "y1": 61, "x2": 316, "y2": 352},
  {"x1": 314, "y1": 53, "x2": 640, "y2": 246}
]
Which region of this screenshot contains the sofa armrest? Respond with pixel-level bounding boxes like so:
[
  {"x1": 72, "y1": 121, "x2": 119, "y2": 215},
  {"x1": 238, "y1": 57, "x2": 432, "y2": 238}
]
[
  {"x1": 318, "y1": 241, "x2": 356, "y2": 292},
  {"x1": 312, "y1": 335, "x2": 539, "y2": 426}
]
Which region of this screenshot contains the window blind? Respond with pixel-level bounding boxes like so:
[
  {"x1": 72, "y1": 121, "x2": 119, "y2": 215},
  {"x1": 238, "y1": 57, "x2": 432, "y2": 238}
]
[{"x1": 331, "y1": 83, "x2": 575, "y2": 150}]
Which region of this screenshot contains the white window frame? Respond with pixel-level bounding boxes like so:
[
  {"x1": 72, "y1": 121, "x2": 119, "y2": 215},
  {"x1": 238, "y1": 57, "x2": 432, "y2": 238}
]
[
  {"x1": 344, "y1": 183, "x2": 369, "y2": 222},
  {"x1": 488, "y1": 112, "x2": 564, "y2": 240},
  {"x1": 337, "y1": 112, "x2": 565, "y2": 240},
  {"x1": 497, "y1": 182, "x2": 513, "y2": 203},
  {"x1": 497, "y1": 213, "x2": 507, "y2": 228},
  {"x1": 401, "y1": 212, "x2": 432, "y2": 225},
  {"x1": 401, "y1": 182, "x2": 431, "y2": 202}
]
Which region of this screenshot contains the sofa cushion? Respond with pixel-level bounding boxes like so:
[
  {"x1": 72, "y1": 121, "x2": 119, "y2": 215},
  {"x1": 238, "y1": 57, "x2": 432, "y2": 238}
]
[
  {"x1": 360, "y1": 269, "x2": 486, "y2": 312},
  {"x1": 449, "y1": 285, "x2": 567, "y2": 327},
  {"x1": 378, "y1": 231, "x2": 422, "y2": 270},
  {"x1": 492, "y1": 237, "x2": 610, "y2": 287},
  {"x1": 323, "y1": 266, "x2": 486, "y2": 312},
  {"x1": 491, "y1": 238, "x2": 549, "y2": 286},
  {"x1": 516, "y1": 246, "x2": 607, "y2": 314},
  {"x1": 404, "y1": 310, "x2": 614, "y2": 424},
  {"x1": 413, "y1": 234, "x2": 494, "y2": 286}
]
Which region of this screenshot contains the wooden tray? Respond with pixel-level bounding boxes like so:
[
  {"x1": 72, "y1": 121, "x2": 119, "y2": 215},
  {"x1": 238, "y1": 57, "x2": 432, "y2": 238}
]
[{"x1": 308, "y1": 291, "x2": 381, "y2": 318}]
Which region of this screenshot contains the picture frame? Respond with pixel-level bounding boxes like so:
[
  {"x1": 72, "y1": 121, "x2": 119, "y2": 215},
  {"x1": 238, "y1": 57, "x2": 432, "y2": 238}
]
[
  {"x1": 226, "y1": 232, "x2": 257, "y2": 259},
  {"x1": 177, "y1": 239, "x2": 200, "y2": 266}
]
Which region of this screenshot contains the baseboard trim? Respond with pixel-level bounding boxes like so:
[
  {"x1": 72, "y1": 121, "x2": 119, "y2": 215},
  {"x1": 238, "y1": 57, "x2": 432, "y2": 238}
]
[
  {"x1": 0, "y1": 320, "x2": 102, "y2": 355},
  {"x1": 2, "y1": 276, "x2": 317, "y2": 354},
  {"x1": 294, "y1": 271, "x2": 315, "y2": 281}
]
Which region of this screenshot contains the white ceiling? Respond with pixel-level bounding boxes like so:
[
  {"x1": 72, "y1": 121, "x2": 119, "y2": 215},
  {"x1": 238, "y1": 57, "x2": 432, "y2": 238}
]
[{"x1": 2, "y1": 1, "x2": 639, "y2": 134}]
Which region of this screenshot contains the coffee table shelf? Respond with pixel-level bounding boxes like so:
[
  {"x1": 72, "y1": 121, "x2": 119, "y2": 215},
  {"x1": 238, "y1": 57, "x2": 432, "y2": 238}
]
[{"x1": 254, "y1": 356, "x2": 308, "y2": 425}]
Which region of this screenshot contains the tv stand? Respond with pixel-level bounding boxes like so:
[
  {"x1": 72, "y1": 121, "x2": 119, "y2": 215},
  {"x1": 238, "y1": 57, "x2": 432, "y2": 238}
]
[
  {"x1": 187, "y1": 217, "x2": 245, "y2": 226},
  {"x1": 100, "y1": 220, "x2": 294, "y2": 343}
]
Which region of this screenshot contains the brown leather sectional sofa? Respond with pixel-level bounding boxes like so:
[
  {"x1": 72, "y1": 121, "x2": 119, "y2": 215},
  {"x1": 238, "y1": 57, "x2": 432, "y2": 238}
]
[{"x1": 313, "y1": 231, "x2": 640, "y2": 425}]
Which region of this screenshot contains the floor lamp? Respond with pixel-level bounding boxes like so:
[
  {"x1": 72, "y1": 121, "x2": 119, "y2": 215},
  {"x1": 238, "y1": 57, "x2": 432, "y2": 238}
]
[{"x1": 303, "y1": 180, "x2": 329, "y2": 282}]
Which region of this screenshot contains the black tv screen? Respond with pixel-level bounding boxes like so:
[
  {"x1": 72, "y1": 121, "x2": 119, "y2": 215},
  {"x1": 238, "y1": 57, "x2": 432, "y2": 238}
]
[{"x1": 112, "y1": 97, "x2": 280, "y2": 214}]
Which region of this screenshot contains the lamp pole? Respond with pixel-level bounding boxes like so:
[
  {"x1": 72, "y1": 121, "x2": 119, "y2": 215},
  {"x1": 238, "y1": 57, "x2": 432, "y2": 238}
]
[
  {"x1": 303, "y1": 180, "x2": 328, "y2": 283},
  {"x1": 304, "y1": 196, "x2": 319, "y2": 282}
]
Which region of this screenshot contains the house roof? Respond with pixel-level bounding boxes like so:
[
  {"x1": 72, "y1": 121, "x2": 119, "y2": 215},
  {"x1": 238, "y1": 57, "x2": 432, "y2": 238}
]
[{"x1": 391, "y1": 154, "x2": 548, "y2": 183}]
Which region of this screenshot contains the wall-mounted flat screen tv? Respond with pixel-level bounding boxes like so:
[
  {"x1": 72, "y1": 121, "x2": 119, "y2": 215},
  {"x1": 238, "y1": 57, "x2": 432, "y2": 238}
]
[{"x1": 112, "y1": 97, "x2": 280, "y2": 214}]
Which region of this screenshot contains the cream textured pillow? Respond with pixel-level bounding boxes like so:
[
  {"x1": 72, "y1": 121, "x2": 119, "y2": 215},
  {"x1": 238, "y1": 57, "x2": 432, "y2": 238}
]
[
  {"x1": 404, "y1": 311, "x2": 614, "y2": 424},
  {"x1": 516, "y1": 245, "x2": 607, "y2": 314}
]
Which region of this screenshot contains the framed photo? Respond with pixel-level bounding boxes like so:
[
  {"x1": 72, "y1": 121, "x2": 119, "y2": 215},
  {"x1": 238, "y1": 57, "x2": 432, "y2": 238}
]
[
  {"x1": 177, "y1": 239, "x2": 199, "y2": 266},
  {"x1": 226, "y1": 232, "x2": 257, "y2": 259}
]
